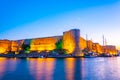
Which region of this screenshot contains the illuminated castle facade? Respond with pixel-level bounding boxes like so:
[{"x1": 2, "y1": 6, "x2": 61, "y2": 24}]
[
  {"x1": 63, "y1": 29, "x2": 81, "y2": 55},
  {"x1": 0, "y1": 29, "x2": 118, "y2": 55}
]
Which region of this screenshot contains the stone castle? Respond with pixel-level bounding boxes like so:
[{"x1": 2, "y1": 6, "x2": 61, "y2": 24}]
[{"x1": 0, "y1": 29, "x2": 118, "y2": 56}]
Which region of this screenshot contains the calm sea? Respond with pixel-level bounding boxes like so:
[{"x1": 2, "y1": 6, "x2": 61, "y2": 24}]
[{"x1": 0, "y1": 57, "x2": 120, "y2": 80}]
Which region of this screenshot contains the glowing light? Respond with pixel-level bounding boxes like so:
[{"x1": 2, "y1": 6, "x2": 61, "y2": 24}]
[
  {"x1": 80, "y1": 37, "x2": 87, "y2": 50},
  {"x1": 11, "y1": 41, "x2": 19, "y2": 52},
  {"x1": 30, "y1": 38, "x2": 57, "y2": 52},
  {"x1": 0, "y1": 47, "x2": 6, "y2": 53},
  {"x1": 0, "y1": 40, "x2": 11, "y2": 53},
  {"x1": 93, "y1": 43, "x2": 102, "y2": 54},
  {"x1": 63, "y1": 31, "x2": 75, "y2": 53}
]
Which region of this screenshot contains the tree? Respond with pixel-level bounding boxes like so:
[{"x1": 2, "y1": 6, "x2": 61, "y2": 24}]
[
  {"x1": 21, "y1": 43, "x2": 30, "y2": 53},
  {"x1": 55, "y1": 39, "x2": 67, "y2": 54},
  {"x1": 56, "y1": 39, "x2": 63, "y2": 50}
]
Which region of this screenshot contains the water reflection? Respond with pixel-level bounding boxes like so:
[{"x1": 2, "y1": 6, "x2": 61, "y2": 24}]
[
  {"x1": 73, "y1": 58, "x2": 84, "y2": 80},
  {"x1": 45, "y1": 58, "x2": 55, "y2": 80},
  {"x1": 0, "y1": 58, "x2": 7, "y2": 79},
  {"x1": 1, "y1": 57, "x2": 120, "y2": 80},
  {"x1": 28, "y1": 58, "x2": 55, "y2": 80},
  {"x1": 53, "y1": 58, "x2": 66, "y2": 80},
  {"x1": 65, "y1": 58, "x2": 75, "y2": 80},
  {"x1": 6, "y1": 58, "x2": 17, "y2": 72},
  {"x1": 0, "y1": 58, "x2": 34, "y2": 80},
  {"x1": 83, "y1": 57, "x2": 120, "y2": 80},
  {"x1": 54, "y1": 58, "x2": 85, "y2": 80}
]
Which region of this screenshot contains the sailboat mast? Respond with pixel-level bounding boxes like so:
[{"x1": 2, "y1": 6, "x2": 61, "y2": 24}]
[
  {"x1": 105, "y1": 38, "x2": 107, "y2": 46},
  {"x1": 103, "y1": 35, "x2": 105, "y2": 46},
  {"x1": 86, "y1": 34, "x2": 88, "y2": 48}
]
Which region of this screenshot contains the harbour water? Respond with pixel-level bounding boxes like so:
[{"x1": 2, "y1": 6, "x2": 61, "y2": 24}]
[{"x1": 0, "y1": 57, "x2": 120, "y2": 80}]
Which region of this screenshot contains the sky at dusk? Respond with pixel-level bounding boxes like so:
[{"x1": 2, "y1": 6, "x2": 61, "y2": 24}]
[{"x1": 0, "y1": 0, "x2": 120, "y2": 49}]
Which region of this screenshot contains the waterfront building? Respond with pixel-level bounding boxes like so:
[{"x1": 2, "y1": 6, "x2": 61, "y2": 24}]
[
  {"x1": 87, "y1": 40, "x2": 93, "y2": 52},
  {"x1": 11, "y1": 41, "x2": 19, "y2": 53},
  {"x1": 63, "y1": 29, "x2": 81, "y2": 56},
  {"x1": 30, "y1": 36, "x2": 61, "y2": 52},
  {"x1": 0, "y1": 40, "x2": 11, "y2": 54},
  {"x1": 0, "y1": 29, "x2": 118, "y2": 56},
  {"x1": 105, "y1": 45, "x2": 117, "y2": 55},
  {"x1": 92, "y1": 43, "x2": 102, "y2": 54},
  {"x1": 80, "y1": 37, "x2": 87, "y2": 51}
]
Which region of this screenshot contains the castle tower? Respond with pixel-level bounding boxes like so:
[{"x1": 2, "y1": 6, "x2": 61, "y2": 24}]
[{"x1": 63, "y1": 29, "x2": 81, "y2": 56}]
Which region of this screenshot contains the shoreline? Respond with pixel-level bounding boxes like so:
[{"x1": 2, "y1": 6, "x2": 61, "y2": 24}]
[
  {"x1": 0, "y1": 53, "x2": 119, "y2": 58},
  {"x1": 0, "y1": 53, "x2": 84, "y2": 58}
]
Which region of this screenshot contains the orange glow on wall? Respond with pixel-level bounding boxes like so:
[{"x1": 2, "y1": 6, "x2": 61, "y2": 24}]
[
  {"x1": 93, "y1": 43, "x2": 102, "y2": 54},
  {"x1": 87, "y1": 40, "x2": 93, "y2": 51},
  {"x1": 63, "y1": 31, "x2": 76, "y2": 54},
  {"x1": 11, "y1": 41, "x2": 19, "y2": 52},
  {"x1": 104, "y1": 45, "x2": 117, "y2": 55},
  {"x1": 0, "y1": 40, "x2": 11, "y2": 54},
  {"x1": 30, "y1": 38, "x2": 57, "y2": 52},
  {"x1": 0, "y1": 47, "x2": 6, "y2": 53},
  {"x1": 80, "y1": 37, "x2": 87, "y2": 50}
]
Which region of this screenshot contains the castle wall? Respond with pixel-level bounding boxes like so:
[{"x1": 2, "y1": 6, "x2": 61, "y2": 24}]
[
  {"x1": 0, "y1": 29, "x2": 117, "y2": 55},
  {"x1": 80, "y1": 37, "x2": 87, "y2": 50},
  {"x1": 87, "y1": 40, "x2": 93, "y2": 51},
  {"x1": 105, "y1": 45, "x2": 117, "y2": 55},
  {"x1": 0, "y1": 40, "x2": 11, "y2": 54},
  {"x1": 30, "y1": 37, "x2": 61, "y2": 52},
  {"x1": 11, "y1": 41, "x2": 19, "y2": 52},
  {"x1": 92, "y1": 43, "x2": 102, "y2": 54},
  {"x1": 63, "y1": 29, "x2": 81, "y2": 55}
]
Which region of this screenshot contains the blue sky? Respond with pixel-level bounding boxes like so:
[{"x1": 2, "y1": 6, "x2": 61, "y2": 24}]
[{"x1": 0, "y1": 0, "x2": 120, "y2": 48}]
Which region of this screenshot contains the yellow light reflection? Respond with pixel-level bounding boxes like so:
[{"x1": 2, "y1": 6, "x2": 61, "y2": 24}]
[
  {"x1": 29, "y1": 58, "x2": 43, "y2": 80},
  {"x1": 0, "y1": 58, "x2": 7, "y2": 79},
  {"x1": 65, "y1": 58, "x2": 75, "y2": 80},
  {"x1": 28, "y1": 58, "x2": 55, "y2": 80},
  {"x1": 44, "y1": 58, "x2": 55, "y2": 80}
]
